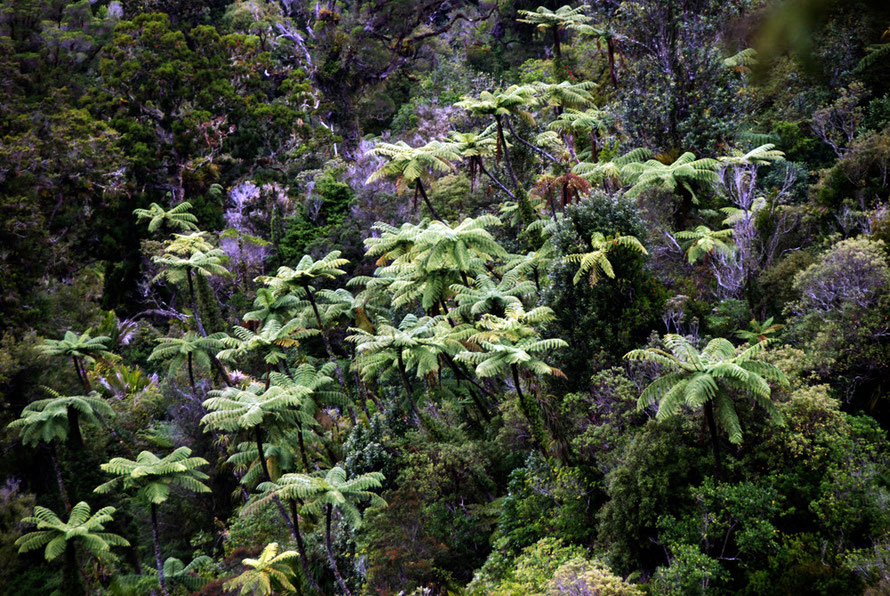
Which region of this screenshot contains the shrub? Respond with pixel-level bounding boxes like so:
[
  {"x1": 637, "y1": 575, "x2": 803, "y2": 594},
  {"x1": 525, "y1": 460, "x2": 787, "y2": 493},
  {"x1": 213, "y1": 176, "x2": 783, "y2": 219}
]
[{"x1": 792, "y1": 237, "x2": 889, "y2": 315}]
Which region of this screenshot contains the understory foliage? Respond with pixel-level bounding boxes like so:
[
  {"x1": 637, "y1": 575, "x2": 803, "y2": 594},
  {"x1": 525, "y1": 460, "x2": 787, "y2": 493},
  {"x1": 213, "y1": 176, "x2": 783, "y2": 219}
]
[{"x1": 2, "y1": 0, "x2": 890, "y2": 594}]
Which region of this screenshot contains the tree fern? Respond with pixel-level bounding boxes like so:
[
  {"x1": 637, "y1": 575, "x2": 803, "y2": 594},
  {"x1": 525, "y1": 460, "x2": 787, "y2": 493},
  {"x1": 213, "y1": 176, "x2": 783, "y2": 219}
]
[
  {"x1": 224, "y1": 543, "x2": 300, "y2": 596},
  {"x1": 675, "y1": 225, "x2": 735, "y2": 264},
  {"x1": 133, "y1": 201, "x2": 199, "y2": 233},
  {"x1": 626, "y1": 334, "x2": 787, "y2": 475},
  {"x1": 563, "y1": 232, "x2": 648, "y2": 286}
]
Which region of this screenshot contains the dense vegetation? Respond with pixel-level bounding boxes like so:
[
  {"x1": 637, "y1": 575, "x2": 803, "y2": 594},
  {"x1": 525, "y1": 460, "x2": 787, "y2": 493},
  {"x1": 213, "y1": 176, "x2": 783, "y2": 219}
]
[{"x1": 2, "y1": 0, "x2": 890, "y2": 594}]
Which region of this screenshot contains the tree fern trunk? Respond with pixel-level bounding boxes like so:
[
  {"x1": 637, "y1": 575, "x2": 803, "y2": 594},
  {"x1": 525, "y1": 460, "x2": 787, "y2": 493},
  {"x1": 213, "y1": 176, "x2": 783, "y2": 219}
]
[
  {"x1": 415, "y1": 180, "x2": 443, "y2": 221},
  {"x1": 495, "y1": 115, "x2": 520, "y2": 192},
  {"x1": 297, "y1": 426, "x2": 311, "y2": 471},
  {"x1": 504, "y1": 116, "x2": 559, "y2": 164},
  {"x1": 290, "y1": 499, "x2": 322, "y2": 594},
  {"x1": 397, "y1": 352, "x2": 422, "y2": 424},
  {"x1": 304, "y1": 285, "x2": 356, "y2": 425},
  {"x1": 151, "y1": 503, "x2": 170, "y2": 596},
  {"x1": 67, "y1": 406, "x2": 83, "y2": 450},
  {"x1": 444, "y1": 356, "x2": 493, "y2": 421},
  {"x1": 511, "y1": 364, "x2": 547, "y2": 454},
  {"x1": 255, "y1": 427, "x2": 272, "y2": 482},
  {"x1": 255, "y1": 426, "x2": 307, "y2": 560},
  {"x1": 187, "y1": 352, "x2": 196, "y2": 395},
  {"x1": 186, "y1": 268, "x2": 208, "y2": 337},
  {"x1": 325, "y1": 504, "x2": 352, "y2": 596},
  {"x1": 72, "y1": 356, "x2": 90, "y2": 393},
  {"x1": 49, "y1": 442, "x2": 70, "y2": 512},
  {"x1": 704, "y1": 400, "x2": 723, "y2": 479},
  {"x1": 477, "y1": 158, "x2": 515, "y2": 198},
  {"x1": 607, "y1": 37, "x2": 618, "y2": 87},
  {"x1": 62, "y1": 541, "x2": 82, "y2": 596},
  {"x1": 551, "y1": 25, "x2": 564, "y2": 79}
]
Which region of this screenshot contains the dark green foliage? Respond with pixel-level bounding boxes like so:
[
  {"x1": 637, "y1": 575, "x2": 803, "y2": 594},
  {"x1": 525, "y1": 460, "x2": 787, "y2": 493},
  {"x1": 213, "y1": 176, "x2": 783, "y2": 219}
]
[
  {"x1": 772, "y1": 121, "x2": 835, "y2": 166},
  {"x1": 597, "y1": 418, "x2": 704, "y2": 573},
  {"x1": 814, "y1": 129, "x2": 890, "y2": 212},
  {"x1": 544, "y1": 193, "x2": 667, "y2": 387},
  {"x1": 276, "y1": 175, "x2": 356, "y2": 265},
  {"x1": 3, "y1": 2, "x2": 890, "y2": 594}
]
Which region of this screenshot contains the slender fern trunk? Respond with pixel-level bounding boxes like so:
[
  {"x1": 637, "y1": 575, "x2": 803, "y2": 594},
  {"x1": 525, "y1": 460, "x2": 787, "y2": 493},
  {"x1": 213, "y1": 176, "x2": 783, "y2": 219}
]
[
  {"x1": 150, "y1": 503, "x2": 170, "y2": 596},
  {"x1": 187, "y1": 352, "x2": 196, "y2": 395},
  {"x1": 444, "y1": 356, "x2": 494, "y2": 421},
  {"x1": 415, "y1": 180, "x2": 443, "y2": 221},
  {"x1": 303, "y1": 284, "x2": 356, "y2": 426},
  {"x1": 255, "y1": 427, "x2": 272, "y2": 482},
  {"x1": 62, "y1": 541, "x2": 82, "y2": 596},
  {"x1": 186, "y1": 268, "x2": 207, "y2": 337},
  {"x1": 396, "y1": 351, "x2": 422, "y2": 424},
  {"x1": 494, "y1": 115, "x2": 520, "y2": 192},
  {"x1": 551, "y1": 25, "x2": 562, "y2": 65},
  {"x1": 511, "y1": 364, "x2": 547, "y2": 454},
  {"x1": 289, "y1": 499, "x2": 322, "y2": 594},
  {"x1": 49, "y1": 442, "x2": 70, "y2": 512},
  {"x1": 607, "y1": 37, "x2": 618, "y2": 87},
  {"x1": 477, "y1": 158, "x2": 515, "y2": 198},
  {"x1": 504, "y1": 116, "x2": 559, "y2": 164},
  {"x1": 324, "y1": 504, "x2": 352, "y2": 596},
  {"x1": 254, "y1": 426, "x2": 312, "y2": 573},
  {"x1": 352, "y1": 368, "x2": 373, "y2": 420},
  {"x1": 66, "y1": 406, "x2": 83, "y2": 450},
  {"x1": 704, "y1": 400, "x2": 723, "y2": 479},
  {"x1": 297, "y1": 426, "x2": 311, "y2": 471},
  {"x1": 72, "y1": 356, "x2": 90, "y2": 392}
]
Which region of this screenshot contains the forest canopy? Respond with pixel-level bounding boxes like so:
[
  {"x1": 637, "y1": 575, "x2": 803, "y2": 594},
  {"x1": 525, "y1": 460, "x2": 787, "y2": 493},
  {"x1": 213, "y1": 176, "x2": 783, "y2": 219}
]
[{"x1": 2, "y1": 0, "x2": 890, "y2": 594}]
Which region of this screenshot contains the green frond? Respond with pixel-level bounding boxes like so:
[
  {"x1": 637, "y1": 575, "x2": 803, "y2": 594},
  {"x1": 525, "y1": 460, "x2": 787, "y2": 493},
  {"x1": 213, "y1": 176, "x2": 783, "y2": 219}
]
[{"x1": 713, "y1": 393, "x2": 743, "y2": 444}]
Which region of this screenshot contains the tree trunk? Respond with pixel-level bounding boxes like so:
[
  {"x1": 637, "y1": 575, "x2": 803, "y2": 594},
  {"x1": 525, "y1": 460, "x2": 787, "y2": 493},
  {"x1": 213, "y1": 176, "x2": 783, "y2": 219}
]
[
  {"x1": 72, "y1": 356, "x2": 90, "y2": 393},
  {"x1": 704, "y1": 400, "x2": 723, "y2": 479},
  {"x1": 477, "y1": 158, "x2": 515, "y2": 198},
  {"x1": 444, "y1": 356, "x2": 494, "y2": 421},
  {"x1": 62, "y1": 541, "x2": 82, "y2": 596},
  {"x1": 186, "y1": 268, "x2": 208, "y2": 337},
  {"x1": 254, "y1": 426, "x2": 308, "y2": 558},
  {"x1": 290, "y1": 499, "x2": 322, "y2": 594},
  {"x1": 151, "y1": 503, "x2": 170, "y2": 596},
  {"x1": 415, "y1": 180, "x2": 443, "y2": 221},
  {"x1": 551, "y1": 25, "x2": 564, "y2": 80},
  {"x1": 66, "y1": 406, "x2": 83, "y2": 450},
  {"x1": 255, "y1": 427, "x2": 272, "y2": 482},
  {"x1": 212, "y1": 354, "x2": 233, "y2": 387},
  {"x1": 396, "y1": 352, "x2": 422, "y2": 424},
  {"x1": 607, "y1": 37, "x2": 618, "y2": 87},
  {"x1": 49, "y1": 443, "x2": 71, "y2": 512},
  {"x1": 303, "y1": 285, "x2": 356, "y2": 426},
  {"x1": 187, "y1": 352, "x2": 196, "y2": 395},
  {"x1": 494, "y1": 115, "x2": 520, "y2": 192},
  {"x1": 511, "y1": 364, "x2": 546, "y2": 454},
  {"x1": 352, "y1": 369, "x2": 373, "y2": 420},
  {"x1": 552, "y1": 25, "x2": 562, "y2": 61},
  {"x1": 297, "y1": 427, "x2": 311, "y2": 471},
  {"x1": 504, "y1": 116, "x2": 560, "y2": 164},
  {"x1": 325, "y1": 504, "x2": 352, "y2": 596}
]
